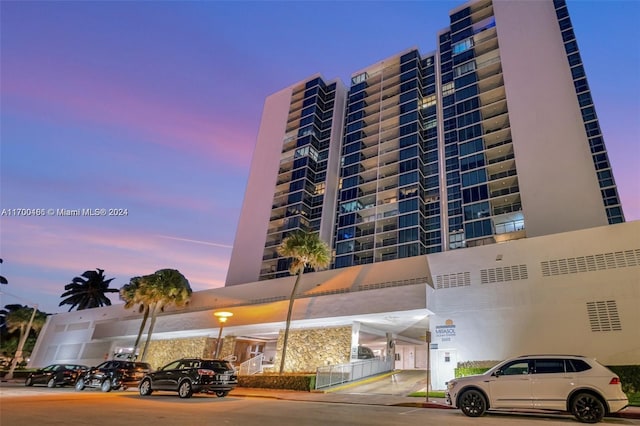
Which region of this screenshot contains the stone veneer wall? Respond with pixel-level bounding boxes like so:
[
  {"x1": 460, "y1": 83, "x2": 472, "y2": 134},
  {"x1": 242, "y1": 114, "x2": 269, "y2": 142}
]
[
  {"x1": 145, "y1": 337, "x2": 216, "y2": 369},
  {"x1": 218, "y1": 336, "x2": 237, "y2": 360},
  {"x1": 274, "y1": 326, "x2": 351, "y2": 372}
]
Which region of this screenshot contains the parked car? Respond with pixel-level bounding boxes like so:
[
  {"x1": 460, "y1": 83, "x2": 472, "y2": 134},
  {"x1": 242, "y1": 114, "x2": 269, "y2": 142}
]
[
  {"x1": 138, "y1": 358, "x2": 237, "y2": 399},
  {"x1": 445, "y1": 354, "x2": 628, "y2": 423},
  {"x1": 357, "y1": 346, "x2": 375, "y2": 359},
  {"x1": 25, "y1": 364, "x2": 88, "y2": 388},
  {"x1": 75, "y1": 360, "x2": 151, "y2": 392}
]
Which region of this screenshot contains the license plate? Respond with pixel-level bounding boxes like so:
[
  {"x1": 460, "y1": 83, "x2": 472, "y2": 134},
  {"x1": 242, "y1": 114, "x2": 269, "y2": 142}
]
[{"x1": 220, "y1": 374, "x2": 229, "y2": 380}]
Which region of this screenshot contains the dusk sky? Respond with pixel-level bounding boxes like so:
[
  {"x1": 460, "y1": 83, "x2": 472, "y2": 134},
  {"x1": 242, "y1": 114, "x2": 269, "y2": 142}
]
[{"x1": 1, "y1": 1, "x2": 638, "y2": 314}]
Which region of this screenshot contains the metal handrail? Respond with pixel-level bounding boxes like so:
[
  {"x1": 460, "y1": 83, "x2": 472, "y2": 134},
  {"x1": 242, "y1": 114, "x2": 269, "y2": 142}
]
[
  {"x1": 238, "y1": 353, "x2": 264, "y2": 375},
  {"x1": 315, "y1": 358, "x2": 394, "y2": 389}
]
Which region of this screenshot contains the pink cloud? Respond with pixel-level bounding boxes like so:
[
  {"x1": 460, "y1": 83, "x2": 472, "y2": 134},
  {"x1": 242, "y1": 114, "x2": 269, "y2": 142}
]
[
  {"x1": 2, "y1": 56, "x2": 256, "y2": 169},
  {"x1": 1, "y1": 218, "x2": 230, "y2": 312}
]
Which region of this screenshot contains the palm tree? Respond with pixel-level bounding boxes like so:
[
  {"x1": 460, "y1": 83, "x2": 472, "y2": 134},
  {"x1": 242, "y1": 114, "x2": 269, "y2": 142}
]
[
  {"x1": 137, "y1": 269, "x2": 192, "y2": 361},
  {"x1": 0, "y1": 258, "x2": 8, "y2": 285},
  {"x1": 59, "y1": 269, "x2": 119, "y2": 312},
  {"x1": 276, "y1": 230, "x2": 331, "y2": 374},
  {"x1": 119, "y1": 276, "x2": 150, "y2": 359},
  {"x1": 4, "y1": 305, "x2": 47, "y2": 364}
]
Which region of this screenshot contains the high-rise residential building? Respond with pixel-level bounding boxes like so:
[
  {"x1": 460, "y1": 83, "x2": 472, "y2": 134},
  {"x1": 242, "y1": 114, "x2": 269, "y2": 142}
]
[{"x1": 226, "y1": 0, "x2": 624, "y2": 286}]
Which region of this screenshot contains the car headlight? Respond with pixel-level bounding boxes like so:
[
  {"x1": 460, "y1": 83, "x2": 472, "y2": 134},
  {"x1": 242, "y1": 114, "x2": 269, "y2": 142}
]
[{"x1": 446, "y1": 380, "x2": 457, "y2": 390}]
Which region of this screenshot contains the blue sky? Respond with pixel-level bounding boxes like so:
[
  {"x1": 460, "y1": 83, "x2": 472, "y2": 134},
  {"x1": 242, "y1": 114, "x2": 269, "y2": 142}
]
[{"x1": 1, "y1": 0, "x2": 638, "y2": 314}]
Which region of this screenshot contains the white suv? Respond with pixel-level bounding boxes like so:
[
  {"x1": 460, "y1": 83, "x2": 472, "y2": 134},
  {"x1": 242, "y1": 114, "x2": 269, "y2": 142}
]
[{"x1": 445, "y1": 355, "x2": 628, "y2": 423}]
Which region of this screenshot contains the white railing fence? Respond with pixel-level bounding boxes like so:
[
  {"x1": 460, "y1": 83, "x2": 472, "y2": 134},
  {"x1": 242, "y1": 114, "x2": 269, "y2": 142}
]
[
  {"x1": 238, "y1": 353, "x2": 265, "y2": 375},
  {"x1": 315, "y1": 358, "x2": 394, "y2": 389}
]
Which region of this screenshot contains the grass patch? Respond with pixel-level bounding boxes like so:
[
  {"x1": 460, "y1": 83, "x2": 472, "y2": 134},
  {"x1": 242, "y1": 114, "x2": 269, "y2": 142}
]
[
  {"x1": 628, "y1": 392, "x2": 640, "y2": 407},
  {"x1": 407, "y1": 390, "x2": 446, "y2": 398}
]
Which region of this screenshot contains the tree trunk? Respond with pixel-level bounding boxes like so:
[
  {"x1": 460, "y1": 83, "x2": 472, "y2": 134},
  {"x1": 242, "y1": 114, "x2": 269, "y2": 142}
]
[
  {"x1": 140, "y1": 303, "x2": 159, "y2": 361},
  {"x1": 133, "y1": 305, "x2": 150, "y2": 359},
  {"x1": 279, "y1": 269, "x2": 303, "y2": 375}
]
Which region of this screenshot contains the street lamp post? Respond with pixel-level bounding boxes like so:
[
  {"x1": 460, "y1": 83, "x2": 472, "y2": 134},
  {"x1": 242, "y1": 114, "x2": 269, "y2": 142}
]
[{"x1": 213, "y1": 311, "x2": 233, "y2": 358}]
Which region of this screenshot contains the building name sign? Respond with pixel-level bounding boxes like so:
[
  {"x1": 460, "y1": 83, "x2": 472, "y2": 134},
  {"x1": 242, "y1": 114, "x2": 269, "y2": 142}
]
[{"x1": 435, "y1": 324, "x2": 456, "y2": 341}]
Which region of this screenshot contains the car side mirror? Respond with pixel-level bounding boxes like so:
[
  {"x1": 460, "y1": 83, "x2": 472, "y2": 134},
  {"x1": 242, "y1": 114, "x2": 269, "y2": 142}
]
[{"x1": 494, "y1": 370, "x2": 502, "y2": 377}]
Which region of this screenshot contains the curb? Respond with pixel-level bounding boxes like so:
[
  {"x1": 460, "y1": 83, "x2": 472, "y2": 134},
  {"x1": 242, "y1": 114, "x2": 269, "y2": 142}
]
[{"x1": 392, "y1": 401, "x2": 456, "y2": 410}]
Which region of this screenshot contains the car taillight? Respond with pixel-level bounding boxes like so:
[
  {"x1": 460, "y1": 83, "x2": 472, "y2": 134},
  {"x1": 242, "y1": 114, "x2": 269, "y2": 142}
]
[
  {"x1": 197, "y1": 369, "x2": 215, "y2": 376},
  {"x1": 610, "y1": 377, "x2": 621, "y2": 385}
]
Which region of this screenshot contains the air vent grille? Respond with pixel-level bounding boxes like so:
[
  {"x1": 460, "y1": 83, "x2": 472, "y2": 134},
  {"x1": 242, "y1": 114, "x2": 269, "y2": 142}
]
[
  {"x1": 586, "y1": 300, "x2": 622, "y2": 332},
  {"x1": 542, "y1": 249, "x2": 640, "y2": 277},
  {"x1": 480, "y1": 265, "x2": 528, "y2": 284},
  {"x1": 435, "y1": 272, "x2": 471, "y2": 289}
]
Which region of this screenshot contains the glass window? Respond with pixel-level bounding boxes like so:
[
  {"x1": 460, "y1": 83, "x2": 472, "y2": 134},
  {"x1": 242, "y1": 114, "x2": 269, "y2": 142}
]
[
  {"x1": 462, "y1": 169, "x2": 487, "y2": 187},
  {"x1": 452, "y1": 38, "x2": 474, "y2": 55},
  {"x1": 459, "y1": 138, "x2": 484, "y2": 156},
  {"x1": 464, "y1": 218, "x2": 492, "y2": 239},
  {"x1": 421, "y1": 95, "x2": 436, "y2": 109},
  {"x1": 399, "y1": 171, "x2": 419, "y2": 186},
  {"x1": 336, "y1": 241, "x2": 354, "y2": 255},
  {"x1": 442, "y1": 82, "x2": 455, "y2": 96},
  {"x1": 459, "y1": 153, "x2": 484, "y2": 171},
  {"x1": 455, "y1": 84, "x2": 478, "y2": 102},
  {"x1": 336, "y1": 226, "x2": 355, "y2": 240},
  {"x1": 400, "y1": 158, "x2": 418, "y2": 173},
  {"x1": 498, "y1": 361, "x2": 530, "y2": 376},
  {"x1": 399, "y1": 213, "x2": 419, "y2": 228},
  {"x1": 400, "y1": 146, "x2": 418, "y2": 161},
  {"x1": 399, "y1": 198, "x2": 418, "y2": 213},
  {"x1": 454, "y1": 60, "x2": 476, "y2": 77},
  {"x1": 464, "y1": 201, "x2": 490, "y2": 220},
  {"x1": 566, "y1": 359, "x2": 591, "y2": 373},
  {"x1": 534, "y1": 359, "x2": 565, "y2": 374},
  {"x1": 462, "y1": 185, "x2": 489, "y2": 203},
  {"x1": 335, "y1": 255, "x2": 353, "y2": 268}
]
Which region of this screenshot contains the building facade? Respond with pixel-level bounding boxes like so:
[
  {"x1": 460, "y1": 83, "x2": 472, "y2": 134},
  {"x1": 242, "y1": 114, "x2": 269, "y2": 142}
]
[
  {"x1": 226, "y1": 0, "x2": 623, "y2": 287},
  {"x1": 29, "y1": 221, "x2": 640, "y2": 390}
]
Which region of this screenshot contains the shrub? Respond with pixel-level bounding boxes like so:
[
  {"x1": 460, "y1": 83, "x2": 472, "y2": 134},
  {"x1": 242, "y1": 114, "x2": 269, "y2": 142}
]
[
  {"x1": 238, "y1": 374, "x2": 316, "y2": 391},
  {"x1": 607, "y1": 365, "x2": 640, "y2": 394}
]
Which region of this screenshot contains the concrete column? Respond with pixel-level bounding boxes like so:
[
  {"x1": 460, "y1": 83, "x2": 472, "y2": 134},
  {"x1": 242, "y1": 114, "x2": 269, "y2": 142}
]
[{"x1": 350, "y1": 322, "x2": 361, "y2": 360}]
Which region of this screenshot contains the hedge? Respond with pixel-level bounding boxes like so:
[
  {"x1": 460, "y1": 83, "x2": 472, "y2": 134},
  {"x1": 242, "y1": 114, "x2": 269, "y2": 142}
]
[
  {"x1": 607, "y1": 365, "x2": 640, "y2": 394},
  {"x1": 238, "y1": 374, "x2": 316, "y2": 391}
]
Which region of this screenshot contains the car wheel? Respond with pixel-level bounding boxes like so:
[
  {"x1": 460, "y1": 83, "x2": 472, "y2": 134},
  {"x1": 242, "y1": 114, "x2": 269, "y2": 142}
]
[
  {"x1": 178, "y1": 380, "x2": 193, "y2": 399},
  {"x1": 47, "y1": 378, "x2": 56, "y2": 388},
  {"x1": 139, "y1": 378, "x2": 153, "y2": 396},
  {"x1": 459, "y1": 389, "x2": 487, "y2": 417},
  {"x1": 572, "y1": 392, "x2": 605, "y2": 424},
  {"x1": 75, "y1": 378, "x2": 85, "y2": 391},
  {"x1": 101, "y1": 378, "x2": 112, "y2": 393},
  {"x1": 25, "y1": 377, "x2": 33, "y2": 387},
  {"x1": 215, "y1": 390, "x2": 229, "y2": 398}
]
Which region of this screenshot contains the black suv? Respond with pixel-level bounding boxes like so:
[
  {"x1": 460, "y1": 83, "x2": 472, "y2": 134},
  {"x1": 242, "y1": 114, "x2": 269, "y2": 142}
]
[
  {"x1": 75, "y1": 360, "x2": 151, "y2": 392},
  {"x1": 139, "y1": 358, "x2": 237, "y2": 398}
]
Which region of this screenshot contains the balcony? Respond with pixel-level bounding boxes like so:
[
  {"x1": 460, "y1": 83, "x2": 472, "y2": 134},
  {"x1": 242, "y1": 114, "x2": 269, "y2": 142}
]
[
  {"x1": 480, "y1": 99, "x2": 508, "y2": 121},
  {"x1": 484, "y1": 128, "x2": 511, "y2": 149},
  {"x1": 493, "y1": 202, "x2": 522, "y2": 216},
  {"x1": 490, "y1": 185, "x2": 519, "y2": 198}
]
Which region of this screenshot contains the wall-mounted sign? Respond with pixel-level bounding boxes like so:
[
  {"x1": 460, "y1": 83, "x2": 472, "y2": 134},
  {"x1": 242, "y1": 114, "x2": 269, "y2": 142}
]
[{"x1": 435, "y1": 319, "x2": 456, "y2": 341}]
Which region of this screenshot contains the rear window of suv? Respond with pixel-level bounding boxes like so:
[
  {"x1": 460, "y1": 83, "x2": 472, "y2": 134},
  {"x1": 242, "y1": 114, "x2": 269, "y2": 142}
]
[
  {"x1": 200, "y1": 361, "x2": 233, "y2": 371},
  {"x1": 566, "y1": 359, "x2": 591, "y2": 372}
]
